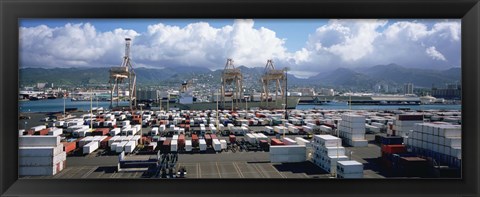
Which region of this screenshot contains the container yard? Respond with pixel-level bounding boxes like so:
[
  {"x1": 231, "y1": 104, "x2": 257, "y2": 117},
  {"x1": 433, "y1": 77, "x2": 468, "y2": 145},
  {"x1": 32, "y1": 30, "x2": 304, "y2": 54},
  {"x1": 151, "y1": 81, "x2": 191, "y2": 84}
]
[{"x1": 18, "y1": 107, "x2": 462, "y2": 179}]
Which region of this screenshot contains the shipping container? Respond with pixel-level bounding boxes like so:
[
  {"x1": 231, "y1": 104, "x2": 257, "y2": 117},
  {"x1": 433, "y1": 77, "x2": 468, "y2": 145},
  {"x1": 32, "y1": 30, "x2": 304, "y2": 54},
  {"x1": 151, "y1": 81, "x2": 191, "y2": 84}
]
[
  {"x1": 380, "y1": 135, "x2": 404, "y2": 145},
  {"x1": 381, "y1": 144, "x2": 407, "y2": 154},
  {"x1": 83, "y1": 141, "x2": 99, "y2": 154},
  {"x1": 62, "y1": 141, "x2": 77, "y2": 154},
  {"x1": 19, "y1": 145, "x2": 64, "y2": 157},
  {"x1": 92, "y1": 128, "x2": 109, "y2": 136},
  {"x1": 199, "y1": 139, "x2": 207, "y2": 151},
  {"x1": 19, "y1": 136, "x2": 60, "y2": 147},
  {"x1": 34, "y1": 128, "x2": 50, "y2": 136},
  {"x1": 229, "y1": 135, "x2": 236, "y2": 144},
  {"x1": 48, "y1": 128, "x2": 63, "y2": 136},
  {"x1": 185, "y1": 140, "x2": 192, "y2": 152},
  {"x1": 271, "y1": 138, "x2": 284, "y2": 146}
]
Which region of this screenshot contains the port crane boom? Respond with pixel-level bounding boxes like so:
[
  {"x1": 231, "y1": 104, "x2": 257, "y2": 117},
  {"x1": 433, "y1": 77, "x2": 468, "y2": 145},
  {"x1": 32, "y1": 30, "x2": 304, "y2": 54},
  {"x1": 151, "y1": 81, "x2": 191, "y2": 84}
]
[{"x1": 109, "y1": 38, "x2": 137, "y2": 111}]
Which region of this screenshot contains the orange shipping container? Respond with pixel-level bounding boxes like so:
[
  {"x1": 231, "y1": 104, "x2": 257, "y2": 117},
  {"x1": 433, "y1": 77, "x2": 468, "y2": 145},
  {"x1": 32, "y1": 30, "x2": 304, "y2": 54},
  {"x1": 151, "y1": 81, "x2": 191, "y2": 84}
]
[{"x1": 62, "y1": 141, "x2": 77, "y2": 154}]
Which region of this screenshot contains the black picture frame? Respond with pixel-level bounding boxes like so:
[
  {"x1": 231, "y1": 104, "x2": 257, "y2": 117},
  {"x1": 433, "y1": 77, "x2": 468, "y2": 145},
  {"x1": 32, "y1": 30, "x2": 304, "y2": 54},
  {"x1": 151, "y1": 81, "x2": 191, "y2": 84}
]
[{"x1": 1, "y1": 0, "x2": 479, "y2": 196}]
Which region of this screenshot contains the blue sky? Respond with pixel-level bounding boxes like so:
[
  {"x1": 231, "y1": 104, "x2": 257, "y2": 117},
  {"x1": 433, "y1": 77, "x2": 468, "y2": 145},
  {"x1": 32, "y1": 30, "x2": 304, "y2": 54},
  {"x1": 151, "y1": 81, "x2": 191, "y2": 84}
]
[{"x1": 19, "y1": 19, "x2": 461, "y2": 78}]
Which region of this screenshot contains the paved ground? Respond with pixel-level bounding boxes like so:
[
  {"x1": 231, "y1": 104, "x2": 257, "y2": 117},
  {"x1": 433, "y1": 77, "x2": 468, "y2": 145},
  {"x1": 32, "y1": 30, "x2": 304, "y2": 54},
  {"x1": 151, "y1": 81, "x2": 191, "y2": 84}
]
[{"x1": 23, "y1": 143, "x2": 385, "y2": 179}]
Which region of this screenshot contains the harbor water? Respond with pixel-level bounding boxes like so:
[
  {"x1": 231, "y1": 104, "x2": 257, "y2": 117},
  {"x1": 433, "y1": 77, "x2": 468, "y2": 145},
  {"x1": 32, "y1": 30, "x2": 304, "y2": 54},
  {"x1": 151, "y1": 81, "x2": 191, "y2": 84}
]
[
  {"x1": 19, "y1": 99, "x2": 129, "y2": 113},
  {"x1": 19, "y1": 98, "x2": 461, "y2": 113}
]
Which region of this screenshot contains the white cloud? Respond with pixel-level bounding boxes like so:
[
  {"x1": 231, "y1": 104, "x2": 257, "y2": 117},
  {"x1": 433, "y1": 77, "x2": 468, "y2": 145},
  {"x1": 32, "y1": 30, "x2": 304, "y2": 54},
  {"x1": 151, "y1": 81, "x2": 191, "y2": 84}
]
[
  {"x1": 20, "y1": 19, "x2": 461, "y2": 78},
  {"x1": 425, "y1": 46, "x2": 447, "y2": 61}
]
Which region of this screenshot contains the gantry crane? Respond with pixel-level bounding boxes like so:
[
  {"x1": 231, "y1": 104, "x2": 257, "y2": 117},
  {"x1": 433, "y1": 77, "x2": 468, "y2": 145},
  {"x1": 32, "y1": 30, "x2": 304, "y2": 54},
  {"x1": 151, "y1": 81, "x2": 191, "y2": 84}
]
[
  {"x1": 260, "y1": 60, "x2": 286, "y2": 108},
  {"x1": 109, "y1": 38, "x2": 137, "y2": 111},
  {"x1": 220, "y1": 58, "x2": 243, "y2": 110}
]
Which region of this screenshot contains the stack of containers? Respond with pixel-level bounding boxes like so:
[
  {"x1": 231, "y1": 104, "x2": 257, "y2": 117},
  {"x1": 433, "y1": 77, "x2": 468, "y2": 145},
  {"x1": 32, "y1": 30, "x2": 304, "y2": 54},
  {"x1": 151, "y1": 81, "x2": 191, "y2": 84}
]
[
  {"x1": 282, "y1": 137, "x2": 297, "y2": 145},
  {"x1": 19, "y1": 135, "x2": 67, "y2": 176},
  {"x1": 338, "y1": 114, "x2": 368, "y2": 147},
  {"x1": 295, "y1": 137, "x2": 311, "y2": 147},
  {"x1": 336, "y1": 160, "x2": 364, "y2": 178},
  {"x1": 405, "y1": 122, "x2": 461, "y2": 168},
  {"x1": 394, "y1": 114, "x2": 423, "y2": 137},
  {"x1": 199, "y1": 139, "x2": 207, "y2": 151},
  {"x1": 269, "y1": 145, "x2": 306, "y2": 163},
  {"x1": 311, "y1": 135, "x2": 348, "y2": 174},
  {"x1": 185, "y1": 140, "x2": 192, "y2": 152},
  {"x1": 213, "y1": 139, "x2": 222, "y2": 152}
]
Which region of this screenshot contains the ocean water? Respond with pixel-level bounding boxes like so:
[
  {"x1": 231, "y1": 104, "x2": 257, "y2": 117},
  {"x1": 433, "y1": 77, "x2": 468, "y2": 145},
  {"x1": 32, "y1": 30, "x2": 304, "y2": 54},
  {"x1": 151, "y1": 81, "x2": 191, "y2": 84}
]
[
  {"x1": 296, "y1": 104, "x2": 461, "y2": 111},
  {"x1": 19, "y1": 98, "x2": 461, "y2": 113},
  {"x1": 19, "y1": 99, "x2": 129, "y2": 113}
]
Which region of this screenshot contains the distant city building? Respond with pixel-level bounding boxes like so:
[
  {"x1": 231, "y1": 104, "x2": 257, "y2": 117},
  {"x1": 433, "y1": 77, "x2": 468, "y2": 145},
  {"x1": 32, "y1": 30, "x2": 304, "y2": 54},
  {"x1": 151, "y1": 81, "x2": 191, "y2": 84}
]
[
  {"x1": 297, "y1": 88, "x2": 315, "y2": 96},
  {"x1": 318, "y1": 88, "x2": 335, "y2": 96},
  {"x1": 36, "y1": 82, "x2": 48, "y2": 89},
  {"x1": 404, "y1": 83, "x2": 414, "y2": 95},
  {"x1": 431, "y1": 83, "x2": 461, "y2": 100}
]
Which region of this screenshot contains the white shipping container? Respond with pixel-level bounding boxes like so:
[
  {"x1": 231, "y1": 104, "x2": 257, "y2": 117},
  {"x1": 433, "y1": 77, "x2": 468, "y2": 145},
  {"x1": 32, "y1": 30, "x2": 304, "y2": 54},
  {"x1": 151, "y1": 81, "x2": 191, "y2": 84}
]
[
  {"x1": 83, "y1": 141, "x2": 99, "y2": 154},
  {"x1": 336, "y1": 160, "x2": 363, "y2": 174},
  {"x1": 199, "y1": 139, "x2": 207, "y2": 151},
  {"x1": 220, "y1": 139, "x2": 227, "y2": 150},
  {"x1": 108, "y1": 136, "x2": 120, "y2": 146},
  {"x1": 185, "y1": 140, "x2": 192, "y2": 152},
  {"x1": 314, "y1": 135, "x2": 342, "y2": 147},
  {"x1": 19, "y1": 152, "x2": 66, "y2": 166},
  {"x1": 171, "y1": 140, "x2": 178, "y2": 152},
  {"x1": 19, "y1": 145, "x2": 64, "y2": 157},
  {"x1": 111, "y1": 142, "x2": 119, "y2": 151},
  {"x1": 322, "y1": 147, "x2": 346, "y2": 156},
  {"x1": 270, "y1": 154, "x2": 306, "y2": 163},
  {"x1": 116, "y1": 141, "x2": 128, "y2": 153},
  {"x1": 19, "y1": 136, "x2": 60, "y2": 147},
  {"x1": 270, "y1": 145, "x2": 306, "y2": 155},
  {"x1": 283, "y1": 137, "x2": 297, "y2": 145},
  {"x1": 31, "y1": 125, "x2": 47, "y2": 132},
  {"x1": 445, "y1": 137, "x2": 462, "y2": 147},
  {"x1": 124, "y1": 141, "x2": 136, "y2": 153},
  {"x1": 110, "y1": 128, "x2": 121, "y2": 136},
  {"x1": 213, "y1": 139, "x2": 222, "y2": 152}
]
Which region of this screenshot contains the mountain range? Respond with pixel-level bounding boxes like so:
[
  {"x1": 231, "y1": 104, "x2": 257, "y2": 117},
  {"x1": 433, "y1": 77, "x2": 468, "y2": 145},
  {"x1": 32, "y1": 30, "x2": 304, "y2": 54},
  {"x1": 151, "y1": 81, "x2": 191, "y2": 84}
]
[{"x1": 20, "y1": 64, "x2": 460, "y2": 89}]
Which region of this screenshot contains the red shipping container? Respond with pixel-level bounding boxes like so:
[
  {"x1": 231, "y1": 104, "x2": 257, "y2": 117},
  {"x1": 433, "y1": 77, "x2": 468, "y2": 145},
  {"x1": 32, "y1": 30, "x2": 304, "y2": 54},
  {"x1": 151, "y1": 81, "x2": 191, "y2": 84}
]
[
  {"x1": 62, "y1": 141, "x2": 77, "y2": 154},
  {"x1": 34, "y1": 128, "x2": 50, "y2": 135},
  {"x1": 381, "y1": 144, "x2": 407, "y2": 154},
  {"x1": 192, "y1": 134, "x2": 199, "y2": 146},
  {"x1": 205, "y1": 134, "x2": 212, "y2": 146},
  {"x1": 271, "y1": 139, "x2": 284, "y2": 146},
  {"x1": 23, "y1": 130, "x2": 35, "y2": 135},
  {"x1": 100, "y1": 136, "x2": 112, "y2": 149},
  {"x1": 93, "y1": 128, "x2": 109, "y2": 136},
  {"x1": 229, "y1": 135, "x2": 236, "y2": 143},
  {"x1": 210, "y1": 134, "x2": 217, "y2": 139},
  {"x1": 178, "y1": 134, "x2": 185, "y2": 148},
  {"x1": 162, "y1": 139, "x2": 171, "y2": 152}
]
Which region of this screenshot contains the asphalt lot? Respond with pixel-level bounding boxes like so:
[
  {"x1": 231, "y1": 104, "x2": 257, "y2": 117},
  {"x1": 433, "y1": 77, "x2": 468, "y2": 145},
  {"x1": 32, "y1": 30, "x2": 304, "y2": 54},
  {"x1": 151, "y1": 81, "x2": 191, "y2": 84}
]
[{"x1": 22, "y1": 142, "x2": 385, "y2": 179}]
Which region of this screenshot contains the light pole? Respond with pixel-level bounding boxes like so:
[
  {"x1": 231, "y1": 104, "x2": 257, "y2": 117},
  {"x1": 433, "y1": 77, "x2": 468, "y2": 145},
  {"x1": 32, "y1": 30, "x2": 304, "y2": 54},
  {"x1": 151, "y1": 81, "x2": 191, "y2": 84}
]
[{"x1": 282, "y1": 103, "x2": 286, "y2": 140}]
